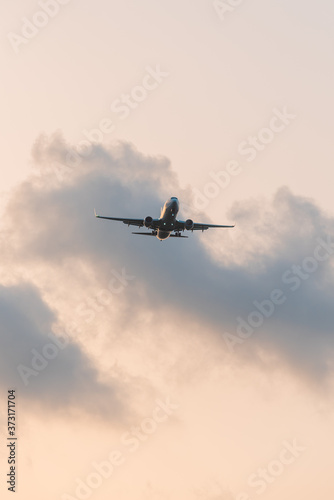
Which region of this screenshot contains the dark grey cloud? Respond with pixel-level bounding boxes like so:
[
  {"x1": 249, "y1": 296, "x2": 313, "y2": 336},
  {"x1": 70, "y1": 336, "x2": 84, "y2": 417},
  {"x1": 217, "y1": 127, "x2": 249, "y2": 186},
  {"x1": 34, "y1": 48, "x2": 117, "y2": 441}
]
[
  {"x1": 2, "y1": 134, "x2": 334, "y2": 386},
  {"x1": 0, "y1": 282, "x2": 125, "y2": 417}
]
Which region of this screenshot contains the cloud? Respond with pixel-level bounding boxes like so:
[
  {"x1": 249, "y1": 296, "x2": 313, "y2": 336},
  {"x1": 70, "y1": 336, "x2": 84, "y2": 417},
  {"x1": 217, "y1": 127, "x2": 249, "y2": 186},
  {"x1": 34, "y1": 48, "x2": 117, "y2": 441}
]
[
  {"x1": 0, "y1": 281, "x2": 125, "y2": 417},
  {"x1": 2, "y1": 133, "x2": 334, "y2": 392}
]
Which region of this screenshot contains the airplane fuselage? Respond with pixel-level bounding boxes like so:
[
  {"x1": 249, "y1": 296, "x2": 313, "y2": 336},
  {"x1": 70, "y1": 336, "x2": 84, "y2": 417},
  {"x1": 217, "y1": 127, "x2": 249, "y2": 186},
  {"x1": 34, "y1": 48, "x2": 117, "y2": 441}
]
[{"x1": 157, "y1": 197, "x2": 179, "y2": 240}]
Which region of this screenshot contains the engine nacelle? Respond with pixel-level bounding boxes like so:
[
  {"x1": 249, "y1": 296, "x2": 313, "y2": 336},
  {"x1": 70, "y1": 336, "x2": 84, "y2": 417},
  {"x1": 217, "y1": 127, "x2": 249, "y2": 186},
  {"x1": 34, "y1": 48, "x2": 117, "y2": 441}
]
[
  {"x1": 185, "y1": 219, "x2": 194, "y2": 230},
  {"x1": 144, "y1": 216, "x2": 153, "y2": 228}
]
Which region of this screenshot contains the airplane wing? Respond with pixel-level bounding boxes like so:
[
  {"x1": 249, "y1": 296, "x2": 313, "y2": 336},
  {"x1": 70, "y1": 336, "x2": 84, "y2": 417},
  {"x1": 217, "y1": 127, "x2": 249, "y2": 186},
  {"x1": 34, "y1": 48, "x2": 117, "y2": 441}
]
[
  {"x1": 94, "y1": 210, "x2": 161, "y2": 228},
  {"x1": 176, "y1": 220, "x2": 235, "y2": 232},
  {"x1": 94, "y1": 210, "x2": 144, "y2": 227},
  {"x1": 192, "y1": 223, "x2": 235, "y2": 231}
]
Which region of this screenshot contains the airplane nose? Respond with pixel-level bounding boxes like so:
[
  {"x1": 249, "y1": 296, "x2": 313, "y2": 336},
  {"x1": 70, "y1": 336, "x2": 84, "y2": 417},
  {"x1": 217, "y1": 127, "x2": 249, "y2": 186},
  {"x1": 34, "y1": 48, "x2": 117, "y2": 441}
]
[{"x1": 169, "y1": 197, "x2": 179, "y2": 212}]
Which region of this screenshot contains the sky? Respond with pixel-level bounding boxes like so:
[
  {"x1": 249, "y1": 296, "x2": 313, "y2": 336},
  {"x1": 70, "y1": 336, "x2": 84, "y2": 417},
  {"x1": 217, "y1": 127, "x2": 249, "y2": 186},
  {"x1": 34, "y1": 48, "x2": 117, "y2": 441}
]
[{"x1": 0, "y1": 1, "x2": 333, "y2": 499}]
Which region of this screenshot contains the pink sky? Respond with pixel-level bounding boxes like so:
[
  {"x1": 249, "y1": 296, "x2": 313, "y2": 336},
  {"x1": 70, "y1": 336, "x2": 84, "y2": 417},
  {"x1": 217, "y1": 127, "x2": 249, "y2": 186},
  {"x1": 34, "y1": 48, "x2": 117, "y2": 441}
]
[{"x1": 1, "y1": 1, "x2": 333, "y2": 499}]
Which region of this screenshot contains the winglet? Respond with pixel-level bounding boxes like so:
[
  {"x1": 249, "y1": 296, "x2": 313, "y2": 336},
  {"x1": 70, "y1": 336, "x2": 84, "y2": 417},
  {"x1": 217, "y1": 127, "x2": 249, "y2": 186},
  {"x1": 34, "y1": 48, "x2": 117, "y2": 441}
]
[{"x1": 94, "y1": 208, "x2": 98, "y2": 218}]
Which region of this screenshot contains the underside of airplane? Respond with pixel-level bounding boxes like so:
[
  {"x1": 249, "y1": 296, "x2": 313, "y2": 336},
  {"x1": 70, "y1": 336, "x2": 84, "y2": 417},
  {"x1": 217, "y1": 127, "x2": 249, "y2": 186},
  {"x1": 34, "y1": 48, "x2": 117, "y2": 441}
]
[{"x1": 95, "y1": 197, "x2": 234, "y2": 240}]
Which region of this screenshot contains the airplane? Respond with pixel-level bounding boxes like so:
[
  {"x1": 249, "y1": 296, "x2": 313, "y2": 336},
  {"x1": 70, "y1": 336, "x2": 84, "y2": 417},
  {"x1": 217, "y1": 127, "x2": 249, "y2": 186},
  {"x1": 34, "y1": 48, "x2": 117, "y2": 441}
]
[{"x1": 94, "y1": 197, "x2": 234, "y2": 241}]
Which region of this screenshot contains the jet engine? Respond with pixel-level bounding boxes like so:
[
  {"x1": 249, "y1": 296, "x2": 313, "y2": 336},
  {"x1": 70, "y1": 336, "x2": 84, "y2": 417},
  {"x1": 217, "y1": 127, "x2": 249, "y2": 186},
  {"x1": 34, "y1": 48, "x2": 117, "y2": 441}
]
[
  {"x1": 185, "y1": 219, "x2": 194, "y2": 230},
  {"x1": 144, "y1": 216, "x2": 153, "y2": 228}
]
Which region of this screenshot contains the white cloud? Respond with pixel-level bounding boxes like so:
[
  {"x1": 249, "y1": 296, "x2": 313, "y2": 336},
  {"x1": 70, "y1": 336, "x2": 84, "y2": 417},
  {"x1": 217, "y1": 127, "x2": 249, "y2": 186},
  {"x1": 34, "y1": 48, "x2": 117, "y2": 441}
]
[{"x1": 1, "y1": 134, "x2": 334, "y2": 415}]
